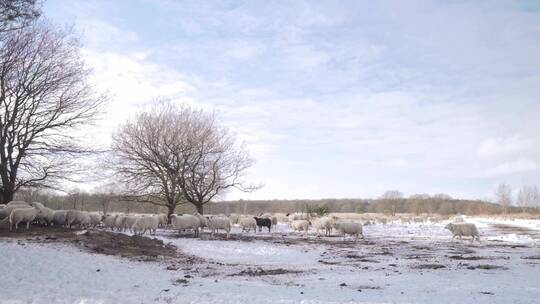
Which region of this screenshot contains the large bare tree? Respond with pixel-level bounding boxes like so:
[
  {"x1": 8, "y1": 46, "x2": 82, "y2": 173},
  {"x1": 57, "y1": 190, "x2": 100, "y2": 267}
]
[
  {"x1": 112, "y1": 103, "x2": 256, "y2": 216},
  {"x1": 0, "y1": 0, "x2": 41, "y2": 33},
  {"x1": 0, "y1": 22, "x2": 104, "y2": 203}
]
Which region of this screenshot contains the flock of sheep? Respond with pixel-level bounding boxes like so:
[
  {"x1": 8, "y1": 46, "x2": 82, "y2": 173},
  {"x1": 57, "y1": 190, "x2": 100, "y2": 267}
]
[{"x1": 0, "y1": 201, "x2": 480, "y2": 242}]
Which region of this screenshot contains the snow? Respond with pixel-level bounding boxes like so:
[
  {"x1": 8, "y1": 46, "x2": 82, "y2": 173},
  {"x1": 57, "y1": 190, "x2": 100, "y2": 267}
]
[
  {"x1": 0, "y1": 241, "x2": 175, "y2": 304},
  {"x1": 1, "y1": 217, "x2": 540, "y2": 303},
  {"x1": 158, "y1": 233, "x2": 322, "y2": 267}
]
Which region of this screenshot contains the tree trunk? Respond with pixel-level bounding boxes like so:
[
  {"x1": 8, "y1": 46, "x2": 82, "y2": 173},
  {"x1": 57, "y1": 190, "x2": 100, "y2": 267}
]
[
  {"x1": 167, "y1": 204, "x2": 176, "y2": 224},
  {"x1": 1, "y1": 188, "x2": 14, "y2": 204},
  {"x1": 195, "y1": 203, "x2": 204, "y2": 215}
]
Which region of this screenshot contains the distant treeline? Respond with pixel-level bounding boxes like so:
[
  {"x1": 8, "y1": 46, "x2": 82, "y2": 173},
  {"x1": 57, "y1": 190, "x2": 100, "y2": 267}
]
[{"x1": 12, "y1": 189, "x2": 539, "y2": 216}]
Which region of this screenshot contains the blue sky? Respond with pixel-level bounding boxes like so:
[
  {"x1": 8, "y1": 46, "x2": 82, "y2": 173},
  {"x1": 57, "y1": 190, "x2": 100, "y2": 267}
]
[{"x1": 44, "y1": 0, "x2": 540, "y2": 201}]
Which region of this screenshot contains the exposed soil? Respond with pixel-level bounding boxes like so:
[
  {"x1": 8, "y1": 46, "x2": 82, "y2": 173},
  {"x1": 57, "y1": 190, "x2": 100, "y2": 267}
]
[
  {"x1": 0, "y1": 225, "x2": 180, "y2": 261},
  {"x1": 466, "y1": 264, "x2": 509, "y2": 270},
  {"x1": 228, "y1": 267, "x2": 304, "y2": 277},
  {"x1": 412, "y1": 263, "x2": 446, "y2": 270}
]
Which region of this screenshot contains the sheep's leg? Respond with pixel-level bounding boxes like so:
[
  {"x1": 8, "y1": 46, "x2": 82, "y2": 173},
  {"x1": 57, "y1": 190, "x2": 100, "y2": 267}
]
[{"x1": 27, "y1": 221, "x2": 30, "y2": 230}]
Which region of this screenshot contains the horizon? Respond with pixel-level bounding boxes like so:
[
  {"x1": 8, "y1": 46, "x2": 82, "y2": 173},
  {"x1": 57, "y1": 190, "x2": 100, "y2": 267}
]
[{"x1": 42, "y1": 0, "x2": 540, "y2": 202}]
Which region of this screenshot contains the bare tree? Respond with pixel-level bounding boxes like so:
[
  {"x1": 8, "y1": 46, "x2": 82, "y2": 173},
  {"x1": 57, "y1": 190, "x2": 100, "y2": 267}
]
[
  {"x1": 380, "y1": 190, "x2": 403, "y2": 216},
  {"x1": 409, "y1": 193, "x2": 430, "y2": 215},
  {"x1": 517, "y1": 185, "x2": 540, "y2": 212},
  {"x1": 433, "y1": 193, "x2": 452, "y2": 201},
  {"x1": 495, "y1": 183, "x2": 512, "y2": 216},
  {"x1": 111, "y1": 103, "x2": 257, "y2": 217},
  {"x1": 0, "y1": 22, "x2": 104, "y2": 203},
  {"x1": 0, "y1": 0, "x2": 41, "y2": 33}
]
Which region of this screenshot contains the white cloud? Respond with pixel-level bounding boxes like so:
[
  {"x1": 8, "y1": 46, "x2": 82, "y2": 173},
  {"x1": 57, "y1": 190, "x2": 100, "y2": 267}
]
[
  {"x1": 485, "y1": 159, "x2": 539, "y2": 177},
  {"x1": 477, "y1": 136, "x2": 535, "y2": 159}
]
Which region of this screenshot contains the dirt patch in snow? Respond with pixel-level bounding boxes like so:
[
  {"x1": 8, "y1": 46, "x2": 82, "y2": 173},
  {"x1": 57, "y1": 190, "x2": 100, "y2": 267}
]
[
  {"x1": 0, "y1": 226, "x2": 179, "y2": 260},
  {"x1": 228, "y1": 267, "x2": 303, "y2": 277},
  {"x1": 412, "y1": 263, "x2": 446, "y2": 270},
  {"x1": 466, "y1": 264, "x2": 508, "y2": 270}
]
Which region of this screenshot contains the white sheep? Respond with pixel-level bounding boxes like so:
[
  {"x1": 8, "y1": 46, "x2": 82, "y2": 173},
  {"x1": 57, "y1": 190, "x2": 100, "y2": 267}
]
[
  {"x1": 29, "y1": 201, "x2": 46, "y2": 209},
  {"x1": 123, "y1": 215, "x2": 139, "y2": 232},
  {"x1": 291, "y1": 220, "x2": 310, "y2": 233},
  {"x1": 157, "y1": 214, "x2": 168, "y2": 227},
  {"x1": 445, "y1": 223, "x2": 480, "y2": 242},
  {"x1": 287, "y1": 213, "x2": 309, "y2": 221},
  {"x1": 88, "y1": 213, "x2": 103, "y2": 228},
  {"x1": 114, "y1": 215, "x2": 128, "y2": 231},
  {"x1": 66, "y1": 210, "x2": 91, "y2": 229},
  {"x1": 453, "y1": 215, "x2": 465, "y2": 223},
  {"x1": 132, "y1": 216, "x2": 160, "y2": 235},
  {"x1": 103, "y1": 214, "x2": 118, "y2": 230},
  {"x1": 35, "y1": 206, "x2": 54, "y2": 226},
  {"x1": 170, "y1": 214, "x2": 202, "y2": 236},
  {"x1": 313, "y1": 216, "x2": 335, "y2": 236},
  {"x1": 334, "y1": 221, "x2": 363, "y2": 240},
  {"x1": 6, "y1": 201, "x2": 30, "y2": 207},
  {"x1": 270, "y1": 216, "x2": 277, "y2": 227},
  {"x1": 51, "y1": 210, "x2": 68, "y2": 227},
  {"x1": 228, "y1": 214, "x2": 240, "y2": 225},
  {"x1": 0, "y1": 204, "x2": 30, "y2": 220},
  {"x1": 206, "y1": 216, "x2": 231, "y2": 238},
  {"x1": 9, "y1": 207, "x2": 38, "y2": 231},
  {"x1": 239, "y1": 217, "x2": 257, "y2": 233}
]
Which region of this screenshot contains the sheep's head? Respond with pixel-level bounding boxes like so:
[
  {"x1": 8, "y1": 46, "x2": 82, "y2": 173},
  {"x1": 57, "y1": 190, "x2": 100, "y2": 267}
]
[{"x1": 444, "y1": 223, "x2": 454, "y2": 231}]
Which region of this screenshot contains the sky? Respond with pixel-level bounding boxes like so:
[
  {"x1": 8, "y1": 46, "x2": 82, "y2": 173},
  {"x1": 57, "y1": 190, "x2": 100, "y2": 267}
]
[{"x1": 42, "y1": 0, "x2": 540, "y2": 201}]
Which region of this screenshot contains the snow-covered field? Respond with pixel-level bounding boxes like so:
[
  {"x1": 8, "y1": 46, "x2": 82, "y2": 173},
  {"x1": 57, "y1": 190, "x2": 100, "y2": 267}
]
[{"x1": 1, "y1": 217, "x2": 540, "y2": 304}]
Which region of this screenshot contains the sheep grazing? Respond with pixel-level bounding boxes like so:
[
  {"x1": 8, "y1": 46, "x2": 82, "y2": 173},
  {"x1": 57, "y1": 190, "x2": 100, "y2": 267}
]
[
  {"x1": 313, "y1": 216, "x2": 335, "y2": 236},
  {"x1": 132, "y1": 216, "x2": 160, "y2": 235},
  {"x1": 51, "y1": 210, "x2": 68, "y2": 227},
  {"x1": 170, "y1": 214, "x2": 202, "y2": 236},
  {"x1": 102, "y1": 214, "x2": 117, "y2": 230},
  {"x1": 445, "y1": 223, "x2": 480, "y2": 242},
  {"x1": 239, "y1": 217, "x2": 257, "y2": 233},
  {"x1": 114, "y1": 215, "x2": 128, "y2": 231},
  {"x1": 253, "y1": 217, "x2": 272, "y2": 232},
  {"x1": 291, "y1": 220, "x2": 310, "y2": 233},
  {"x1": 157, "y1": 214, "x2": 168, "y2": 227},
  {"x1": 228, "y1": 214, "x2": 240, "y2": 225},
  {"x1": 334, "y1": 221, "x2": 363, "y2": 240},
  {"x1": 66, "y1": 210, "x2": 91, "y2": 229},
  {"x1": 88, "y1": 213, "x2": 103, "y2": 228},
  {"x1": 0, "y1": 204, "x2": 30, "y2": 220},
  {"x1": 123, "y1": 215, "x2": 139, "y2": 232},
  {"x1": 9, "y1": 207, "x2": 38, "y2": 231},
  {"x1": 206, "y1": 216, "x2": 231, "y2": 238},
  {"x1": 35, "y1": 206, "x2": 54, "y2": 226}
]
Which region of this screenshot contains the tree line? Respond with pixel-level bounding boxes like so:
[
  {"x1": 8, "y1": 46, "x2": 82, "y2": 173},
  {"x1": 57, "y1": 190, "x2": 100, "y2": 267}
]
[{"x1": 15, "y1": 187, "x2": 539, "y2": 216}]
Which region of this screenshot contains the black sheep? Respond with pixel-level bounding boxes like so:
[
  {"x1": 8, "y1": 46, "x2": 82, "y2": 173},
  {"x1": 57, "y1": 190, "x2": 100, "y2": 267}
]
[{"x1": 253, "y1": 217, "x2": 272, "y2": 232}]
